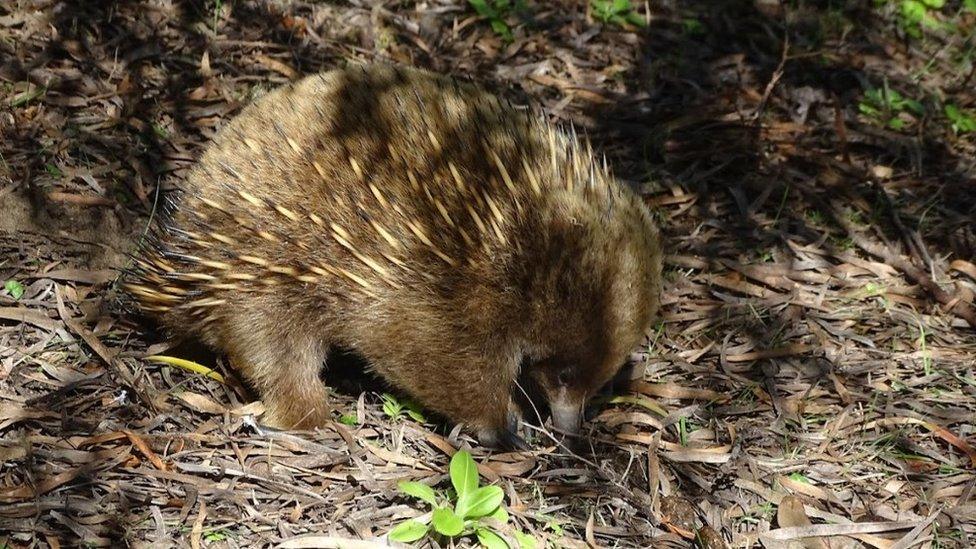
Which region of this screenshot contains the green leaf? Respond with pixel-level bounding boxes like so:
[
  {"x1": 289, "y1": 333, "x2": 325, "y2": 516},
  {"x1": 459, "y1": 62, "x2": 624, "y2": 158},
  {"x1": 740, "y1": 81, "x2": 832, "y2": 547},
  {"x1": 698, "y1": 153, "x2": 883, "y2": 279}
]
[
  {"x1": 389, "y1": 519, "x2": 429, "y2": 543},
  {"x1": 431, "y1": 507, "x2": 464, "y2": 537},
  {"x1": 945, "y1": 105, "x2": 976, "y2": 134},
  {"x1": 203, "y1": 530, "x2": 227, "y2": 542},
  {"x1": 476, "y1": 527, "x2": 510, "y2": 549},
  {"x1": 338, "y1": 413, "x2": 358, "y2": 426},
  {"x1": 904, "y1": 98, "x2": 924, "y2": 116},
  {"x1": 457, "y1": 485, "x2": 504, "y2": 519},
  {"x1": 489, "y1": 505, "x2": 509, "y2": 523},
  {"x1": 625, "y1": 11, "x2": 647, "y2": 27},
  {"x1": 398, "y1": 481, "x2": 438, "y2": 506},
  {"x1": 450, "y1": 450, "x2": 479, "y2": 497},
  {"x1": 469, "y1": 0, "x2": 498, "y2": 18},
  {"x1": 682, "y1": 18, "x2": 703, "y2": 34},
  {"x1": 591, "y1": 0, "x2": 612, "y2": 21},
  {"x1": 405, "y1": 409, "x2": 426, "y2": 422},
  {"x1": 901, "y1": 1, "x2": 927, "y2": 24},
  {"x1": 514, "y1": 531, "x2": 538, "y2": 549},
  {"x1": 858, "y1": 102, "x2": 879, "y2": 117},
  {"x1": 381, "y1": 393, "x2": 403, "y2": 419},
  {"x1": 921, "y1": 0, "x2": 944, "y2": 7},
  {"x1": 4, "y1": 280, "x2": 24, "y2": 300},
  {"x1": 402, "y1": 400, "x2": 426, "y2": 422},
  {"x1": 788, "y1": 472, "x2": 810, "y2": 484},
  {"x1": 490, "y1": 19, "x2": 513, "y2": 41},
  {"x1": 965, "y1": 0, "x2": 976, "y2": 12}
]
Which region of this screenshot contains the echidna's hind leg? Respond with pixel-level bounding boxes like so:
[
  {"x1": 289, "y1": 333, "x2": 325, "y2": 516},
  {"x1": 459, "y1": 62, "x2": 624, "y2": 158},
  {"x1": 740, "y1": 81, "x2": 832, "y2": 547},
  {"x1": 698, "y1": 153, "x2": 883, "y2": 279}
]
[{"x1": 222, "y1": 316, "x2": 331, "y2": 430}]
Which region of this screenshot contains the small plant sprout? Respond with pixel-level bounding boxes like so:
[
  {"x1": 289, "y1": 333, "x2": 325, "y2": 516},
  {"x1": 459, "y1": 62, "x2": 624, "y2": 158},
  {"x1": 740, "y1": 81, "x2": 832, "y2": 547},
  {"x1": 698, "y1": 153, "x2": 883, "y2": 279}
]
[
  {"x1": 389, "y1": 450, "x2": 537, "y2": 548},
  {"x1": 591, "y1": 0, "x2": 647, "y2": 28},
  {"x1": 467, "y1": 0, "x2": 527, "y2": 42},
  {"x1": 896, "y1": 0, "x2": 946, "y2": 36},
  {"x1": 858, "y1": 83, "x2": 924, "y2": 130},
  {"x1": 211, "y1": 0, "x2": 223, "y2": 32},
  {"x1": 945, "y1": 104, "x2": 976, "y2": 134},
  {"x1": 788, "y1": 472, "x2": 811, "y2": 484},
  {"x1": 380, "y1": 392, "x2": 426, "y2": 423},
  {"x1": 44, "y1": 163, "x2": 62, "y2": 178},
  {"x1": 203, "y1": 529, "x2": 228, "y2": 543},
  {"x1": 3, "y1": 279, "x2": 25, "y2": 300},
  {"x1": 682, "y1": 17, "x2": 704, "y2": 35}
]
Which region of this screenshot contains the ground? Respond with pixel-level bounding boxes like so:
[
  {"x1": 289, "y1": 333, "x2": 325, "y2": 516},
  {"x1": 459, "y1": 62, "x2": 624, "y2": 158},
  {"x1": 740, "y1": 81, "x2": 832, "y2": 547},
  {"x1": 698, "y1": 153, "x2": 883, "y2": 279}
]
[{"x1": 1, "y1": 1, "x2": 975, "y2": 547}]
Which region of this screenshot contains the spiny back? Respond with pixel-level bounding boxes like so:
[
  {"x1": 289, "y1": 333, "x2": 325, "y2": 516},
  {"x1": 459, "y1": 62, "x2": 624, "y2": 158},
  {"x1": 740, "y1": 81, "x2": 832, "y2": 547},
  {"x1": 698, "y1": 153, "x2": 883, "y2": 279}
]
[{"x1": 127, "y1": 64, "x2": 635, "y2": 329}]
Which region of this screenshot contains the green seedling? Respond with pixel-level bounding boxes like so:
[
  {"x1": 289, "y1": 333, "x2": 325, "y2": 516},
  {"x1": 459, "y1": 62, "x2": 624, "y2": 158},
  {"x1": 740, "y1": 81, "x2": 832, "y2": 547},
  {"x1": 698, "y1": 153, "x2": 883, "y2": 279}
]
[
  {"x1": 858, "y1": 83, "x2": 924, "y2": 130},
  {"x1": 152, "y1": 122, "x2": 169, "y2": 139},
  {"x1": 591, "y1": 0, "x2": 646, "y2": 28},
  {"x1": 945, "y1": 104, "x2": 976, "y2": 134},
  {"x1": 212, "y1": 0, "x2": 223, "y2": 32},
  {"x1": 677, "y1": 416, "x2": 690, "y2": 445},
  {"x1": 788, "y1": 472, "x2": 811, "y2": 484},
  {"x1": 380, "y1": 392, "x2": 426, "y2": 423},
  {"x1": 681, "y1": 18, "x2": 704, "y2": 35},
  {"x1": 44, "y1": 163, "x2": 62, "y2": 178},
  {"x1": 831, "y1": 236, "x2": 855, "y2": 251},
  {"x1": 916, "y1": 318, "x2": 932, "y2": 376},
  {"x1": 3, "y1": 280, "x2": 25, "y2": 300},
  {"x1": 468, "y1": 0, "x2": 527, "y2": 42},
  {"x1": 389, "y1": 450, "x2": 537, "y2": 548},
  {"x1": 203, "y1": 529, "x2": 228, "y2": 542},
  {"x1": 9, "y1": 84, "x2": 46, "y2": 107},
  {"x1": 897, "y1": 0, "x2": 945, "y2": 36},
  {"x1": 338, "y1": 413, "x2": 359, "y2": 426}
]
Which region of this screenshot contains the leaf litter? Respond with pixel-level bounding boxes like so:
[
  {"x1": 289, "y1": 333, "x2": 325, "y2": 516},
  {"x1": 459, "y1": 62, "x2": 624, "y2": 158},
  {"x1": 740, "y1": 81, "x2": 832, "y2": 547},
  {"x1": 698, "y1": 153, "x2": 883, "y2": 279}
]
[{"x1": 1, "y1": 0, "x2": 975, "y2": 547}]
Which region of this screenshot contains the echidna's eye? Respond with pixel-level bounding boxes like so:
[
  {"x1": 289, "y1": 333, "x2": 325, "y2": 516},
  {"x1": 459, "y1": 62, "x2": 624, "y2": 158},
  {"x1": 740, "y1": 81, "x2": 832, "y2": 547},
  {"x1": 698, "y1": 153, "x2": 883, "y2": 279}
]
[{"x1": 556, "y1": 369, "x2": 572, "y2": 386}]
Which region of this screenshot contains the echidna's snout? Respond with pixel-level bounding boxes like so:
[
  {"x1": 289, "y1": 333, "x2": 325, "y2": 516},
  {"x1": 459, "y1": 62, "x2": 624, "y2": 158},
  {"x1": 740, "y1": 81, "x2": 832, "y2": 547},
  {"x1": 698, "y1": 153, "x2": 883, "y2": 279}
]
[{"x1": 549, "y1": 390, "x2": 583, "y2": 438}]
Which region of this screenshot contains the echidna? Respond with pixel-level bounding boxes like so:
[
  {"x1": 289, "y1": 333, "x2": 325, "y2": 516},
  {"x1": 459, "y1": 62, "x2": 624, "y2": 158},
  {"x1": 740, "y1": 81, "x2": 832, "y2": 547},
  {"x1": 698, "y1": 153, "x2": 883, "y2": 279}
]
[{"x1": 125, "y1": 64, "x2": 662, "y2": 448}]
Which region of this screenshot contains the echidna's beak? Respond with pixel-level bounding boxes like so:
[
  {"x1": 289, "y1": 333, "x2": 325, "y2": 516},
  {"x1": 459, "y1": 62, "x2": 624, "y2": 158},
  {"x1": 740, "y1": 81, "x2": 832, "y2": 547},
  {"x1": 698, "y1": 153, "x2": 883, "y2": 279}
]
[{"x1": 549, "y1": 391, "x2": 582, "y2": 437}]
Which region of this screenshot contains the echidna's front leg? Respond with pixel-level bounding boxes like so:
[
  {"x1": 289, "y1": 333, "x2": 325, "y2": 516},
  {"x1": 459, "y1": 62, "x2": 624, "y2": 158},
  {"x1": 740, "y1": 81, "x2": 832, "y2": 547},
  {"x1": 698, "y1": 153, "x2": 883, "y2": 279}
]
[
  {"x1": 475, "y1": 402, "x2": 530, "y2": 451},
  {"x1": 222, "y1": 318, "x2": 331, "y2": 430},
  {"x1": 393, "y1": 355, "x2": 527, "y2": 449}
]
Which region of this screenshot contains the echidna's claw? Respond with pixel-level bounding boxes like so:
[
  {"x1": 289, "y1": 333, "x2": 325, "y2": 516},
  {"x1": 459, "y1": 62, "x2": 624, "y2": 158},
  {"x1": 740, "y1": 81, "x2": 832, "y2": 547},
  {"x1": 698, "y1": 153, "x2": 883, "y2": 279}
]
[{"x1": 498, "y1": 428, "x2": 531, "y2": 451}]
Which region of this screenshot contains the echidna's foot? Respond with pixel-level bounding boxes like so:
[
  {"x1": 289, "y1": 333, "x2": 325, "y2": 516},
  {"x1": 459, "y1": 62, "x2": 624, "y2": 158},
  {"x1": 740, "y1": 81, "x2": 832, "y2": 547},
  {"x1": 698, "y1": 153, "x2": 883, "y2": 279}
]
[
  {"x1": 260, "y1": 401, "x2": 331, "y2": 431},
  {"x1": 497, "y1": 428, "x2": 531, "y2": 451},
  {"x1": 477, "y1": 412, "x2": 529, "y2": 450}
]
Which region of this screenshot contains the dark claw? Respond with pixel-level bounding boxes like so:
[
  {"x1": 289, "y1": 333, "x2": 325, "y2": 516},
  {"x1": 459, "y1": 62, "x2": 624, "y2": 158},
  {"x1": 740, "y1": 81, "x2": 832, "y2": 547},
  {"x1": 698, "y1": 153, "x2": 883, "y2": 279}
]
[
  {"x1": 479, "y1": 421, "x2": 531, "y2": 450},
  {"x1": 498, "y1": 428, "x2": 531, "y2": 451},
  {"x1": 477, "y1": 411, "x2": 531, "y2": 450}
]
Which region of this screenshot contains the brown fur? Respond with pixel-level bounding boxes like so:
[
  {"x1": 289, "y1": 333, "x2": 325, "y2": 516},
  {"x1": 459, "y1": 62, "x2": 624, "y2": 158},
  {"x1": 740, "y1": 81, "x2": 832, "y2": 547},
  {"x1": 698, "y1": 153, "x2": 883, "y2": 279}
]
[{"x1": 125, "y1": 64, "x2": 662, "y2": 447}]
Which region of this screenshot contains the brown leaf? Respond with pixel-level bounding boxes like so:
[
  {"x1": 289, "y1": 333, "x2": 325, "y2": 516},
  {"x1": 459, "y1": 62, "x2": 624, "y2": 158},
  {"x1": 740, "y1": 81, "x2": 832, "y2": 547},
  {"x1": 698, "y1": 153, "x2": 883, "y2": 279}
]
[
  {"x1": 124, "y1": 430, "x2": 168, "y2": 471},
  {"x1": 585, "y1": 511, "x2": 600, "y2": 548},
  {"x1": 255, "y1": 55, "x2": 298, "y2": 79},
  {"x1": 776, "y1": 496, "x2": 828, "y2": 549},
  {"x1": 174, "y1": 391, "x2": 227, "y2": 415}
]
